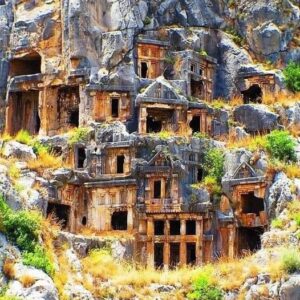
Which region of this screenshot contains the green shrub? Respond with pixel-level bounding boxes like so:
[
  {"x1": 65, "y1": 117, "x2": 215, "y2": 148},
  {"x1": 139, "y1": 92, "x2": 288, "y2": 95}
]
[
  {"x1": 271, "y1": 218, "x2": 284, "y2": 229},
  {"x1": 164, "y1": 53, "x2": 175, "y2": 65},
  {"x1": 224, "y1": 27, "x2": 244, "y2": 46},
  {"x1": 23, "y1": 245, "x2": 54, "y2": 276},
  {"x1": 15, "y1": 130, "x2": 32, "y2": 145},
  {"x1": 3, "y1": 210, "x2": 42, "y2": 252},
  {"x1": 193, "y1": 132, "x2": 209, "y2": 139},
  {"x1": 266, "y1": 130, "x2": 296, "y2": 162},
  {"x1": 293, "y1": 213, "x2": 300, "y2": 227},
  {"x1": 143, "y1": 16, "x2": 151, "y2": 26},
  {"x1": 0, "y1": 196, "x2": 54, "y2": 276},
  {"x1": 68, "y1": 127, "x2": 90, "y2": 145},
  {"x1": 228, "y1": 0, "x2": 236, "y2": 8},
  {"x1": 203, "y1": 148, "x2": 225, "y2": 184},
  {"x1": 7, "y1": 164, "x2": 20, "y2": 181},
  {"x1": 199, "y1": 49, "x2": 208, "y2": 56},
  {"x1": 283, "y1": 62, "x2": 300, "y2": 92},
  {"x1": 188, "y1": 274, "x2": 223, "y2": 300},
  {"x1": 31, "y1": 140, "x2": 49, "y2": 155},
  {"x1": 150, "y1": 130, "x2": 174, "y2": 140},
  {"x1": 281, "y1": 249, "x2": 300, "y2": 274}
]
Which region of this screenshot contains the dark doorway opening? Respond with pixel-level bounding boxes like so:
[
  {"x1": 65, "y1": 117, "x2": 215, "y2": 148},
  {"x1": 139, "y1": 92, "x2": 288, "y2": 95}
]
[
  {"x1": 154, "y1": 243, "x2": 164, "y2": 268},
  {"x1": 170, "y1": 220, "x2": 180, "y2": 235},
  {"x1": 8, "y1": 91, "x2": 40, "y2": 135},
  {"x1": 10, "y1": 52, "x2": 41, "y2": 77},
  {"x1": 51, "y1": 146, "x2": 62, "y2": 156},
  {"x1": 82, "y1": 216, "x2": 87, "y2": 226},
  {"x1": 111, "y1": 98, "x2": 119, "y2": 118},
  {"x1": 186, "y1": 220, "x2": 196, "y2": 235},
  {"x1": 117, "y1": 155, "x2": 125, "y2": 174},
  {"x1": 154, "y1": 180, "x2": 162, "y2": 198},
  {"x1": 69, "y1": 109, "x2": 79, "y2": 127},
  {"x1": 141, "y1": 62, "x2": 148, "y2": 78},
  {"x1": 170, "y1": 243, "x2": 180, "y2": 268},
  {"x1": 186, "y1": 243, "x2": 196, "y2": 265},
  {"x1": 57, "y1": 86, "x2": 80, "y2": 129},
  {"x1": 190, "y1": 116, "x2": 200, "y2": 134},
  {"x1": 241, "y1": 192, "x2": 264, "y2": 216},
  {"x1": 197, "y1": 168, "x2": 203, "y2": 181},
  {"x1": 237, "y1": 227, "x2": 264, "y2": 254},
  {"x1": 47, "y1": 203, "x2": 70, "y2": 229},
  {"x1": 154, "y1": 220, "x2": 164, "y2": 235},
  {"x1": 242, "y1": 84, "x2": 263, "y2": 104},
  {"x1": 147, "y1": 116, "x2": 162, "y2": 133},
  {"x1": 191, "y1": 79, "x2": 203, "y2": 98},
  {"x1": 77, "y1": 147, "x2": 86, "y2": 168},
  {"x1": 111, "y1": 211, "x2": 127, "y2": 230}
]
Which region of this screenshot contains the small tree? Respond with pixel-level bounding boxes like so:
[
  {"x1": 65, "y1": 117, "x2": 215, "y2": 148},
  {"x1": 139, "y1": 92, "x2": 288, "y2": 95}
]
[
  {"x1": 203, "y1": 148, "x2": 225, "y2": 183},
  {"x1": 266, "y1": 130, "x2": 296, "y2": 162},
  {"x1": 188, "y1": 274, "x2": 223, "y2": 300},
  {"x1": 283, "y1": 62, "x2": 300, "y2": 92}
]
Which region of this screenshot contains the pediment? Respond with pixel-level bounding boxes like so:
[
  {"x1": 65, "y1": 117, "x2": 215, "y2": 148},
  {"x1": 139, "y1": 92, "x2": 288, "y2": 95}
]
[
  {"x1": 148, "y1": 150, "x2": 171, "y2": 167},
  {"x1": 232, "y1": 162, "x2": 257, "y2": 179}
]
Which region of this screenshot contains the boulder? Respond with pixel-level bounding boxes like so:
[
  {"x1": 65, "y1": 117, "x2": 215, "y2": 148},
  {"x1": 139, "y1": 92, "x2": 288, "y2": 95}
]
[
  {"x1": 267, "y1": 172, "x2": 294, "y2": 219},
  {"x1": 233, "y1": 126, "x2": 250, "y2": 140},
  {"x1": 252, "y1": 22, "x2": 281, "y2": 56},
  {"x1": 0, "y1": 172, "x2": 23, "y2": 210},
  {"x1": 279, "y1": 275, "x2": 300, "y2": 300},
  {"x1": 2, "y1": 141, "x2": 36, "y2": 160},
  {"x1": 286, "y1": 103, "x2": 300, "y2": 126},
  {"x1": 233, "y1": 104, "x2": 279, "y2": 133}
]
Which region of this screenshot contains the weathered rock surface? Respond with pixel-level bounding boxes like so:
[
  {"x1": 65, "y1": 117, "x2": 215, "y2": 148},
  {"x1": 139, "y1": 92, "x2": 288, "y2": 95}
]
[
  {"x1": 267, "y1": 172, "x2": 294, "y2": 218},
  {"x1": 2, "y1": 141, "x2": 36, "y2": 160},
  {"x1": 7, "y1": 264, "x2": 58, "y2": 300},
  {"x1": 233, "y1": 104, "x2": 280, "y2": 133},
  {"x1": 279, "y1": 274, "x2": 300, "y2": 300}
]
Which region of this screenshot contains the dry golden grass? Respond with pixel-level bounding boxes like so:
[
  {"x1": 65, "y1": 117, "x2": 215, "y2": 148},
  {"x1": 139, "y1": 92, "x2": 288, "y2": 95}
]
[
  {"x1": 284, "y1": 164, "x2": 300, "y2": 179},
  {"x1": 267, "y1": 160, "x2": 300, "y2": 179},
  {"x1": 19, "y1": 274, "x2": 36, "y2": 288},
  {"x1": 40, "y1": 217, "x2": 69, "y2": 300},
  {"x1": 27, "y1": 151, "x2": 63, "y2": 172},
  {"x1": 263, "y1": 91, "x2": 300, "y2": 107},
  {"x1": 76, "y1": 244, "x2": 293, "y2": 299},
  {"x1": 53, "y1": 249, "x2": 69, "y2": 300},
  {"x1": 227, "y1": 131, "x2": 267, "y2": 151},
  {"x1": 230, "y1": 95, "x2": 244, "y2": 106},
  {"x1": 3, "y1": 259, "x2": 15, "y2": 279},
  {"x1": 79, "y1": 226, "x2": 134, "y2": 238},
  {"x1": 288, "y1": 123, "x2": 300, "y2": 137}
]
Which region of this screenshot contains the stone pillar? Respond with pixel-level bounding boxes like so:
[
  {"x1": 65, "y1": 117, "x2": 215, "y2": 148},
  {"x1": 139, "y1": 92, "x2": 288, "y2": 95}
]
[
  {"x1": 196, "y1": 219, "x2": 203, "y2": 265},
  {"x1": 139, "y1": 107, "x2": 147, "y2": 134},
  {"x1": 228, "y1": 225, "x2": 235, "y2": 259},
  {"x1": 200, "y1": 111, "x2": 206, "y2": 134},
  {"x1": 127, "y1": 207, "x2": 133, "y2": 231},
  {"x1": 163, "y1": 242, "x2": 170, "y2": 270},
  {"x1": 124, "y1": 154, "x2": 130, "y2": 174},
  {"x1": 180, "y1": 220, "x2": 186, "y2": 265},
  {"x1": 147, "y1": 219, "x2": 154, "y2": 267},
  {"x1": 106, "y1": 96, "x2": 110, "y2": 120}
]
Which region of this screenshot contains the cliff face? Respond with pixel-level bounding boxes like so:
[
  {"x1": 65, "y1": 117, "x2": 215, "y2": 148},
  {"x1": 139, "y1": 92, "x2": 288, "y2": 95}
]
[{"x1": 0, "y1": 0, "x2": 299, "y2": 299}]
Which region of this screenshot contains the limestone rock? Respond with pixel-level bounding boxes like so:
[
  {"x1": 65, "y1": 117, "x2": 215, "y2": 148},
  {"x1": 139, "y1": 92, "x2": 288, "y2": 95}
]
[
  {"x1": 0, "y1": 171, "x2": 23, "y2": 211},
  {"x1": 267, "y1": 172, "x2": 294, "y2": 219},
  {"x1": 252, "y1": 22, "x2": 282, "y2": 56},
  {"x1": 2, "y1": 141, "x2": 36, "y2": 160},
  {"x1": 279, "y1": 275, "x2": 300, "y2": 300},
  {"x1": 233, "y1": 104, "x2": 279, "y2": 133},
  {"x1": 233, "y1": 126, "x2": 249, "y2": 140}
]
